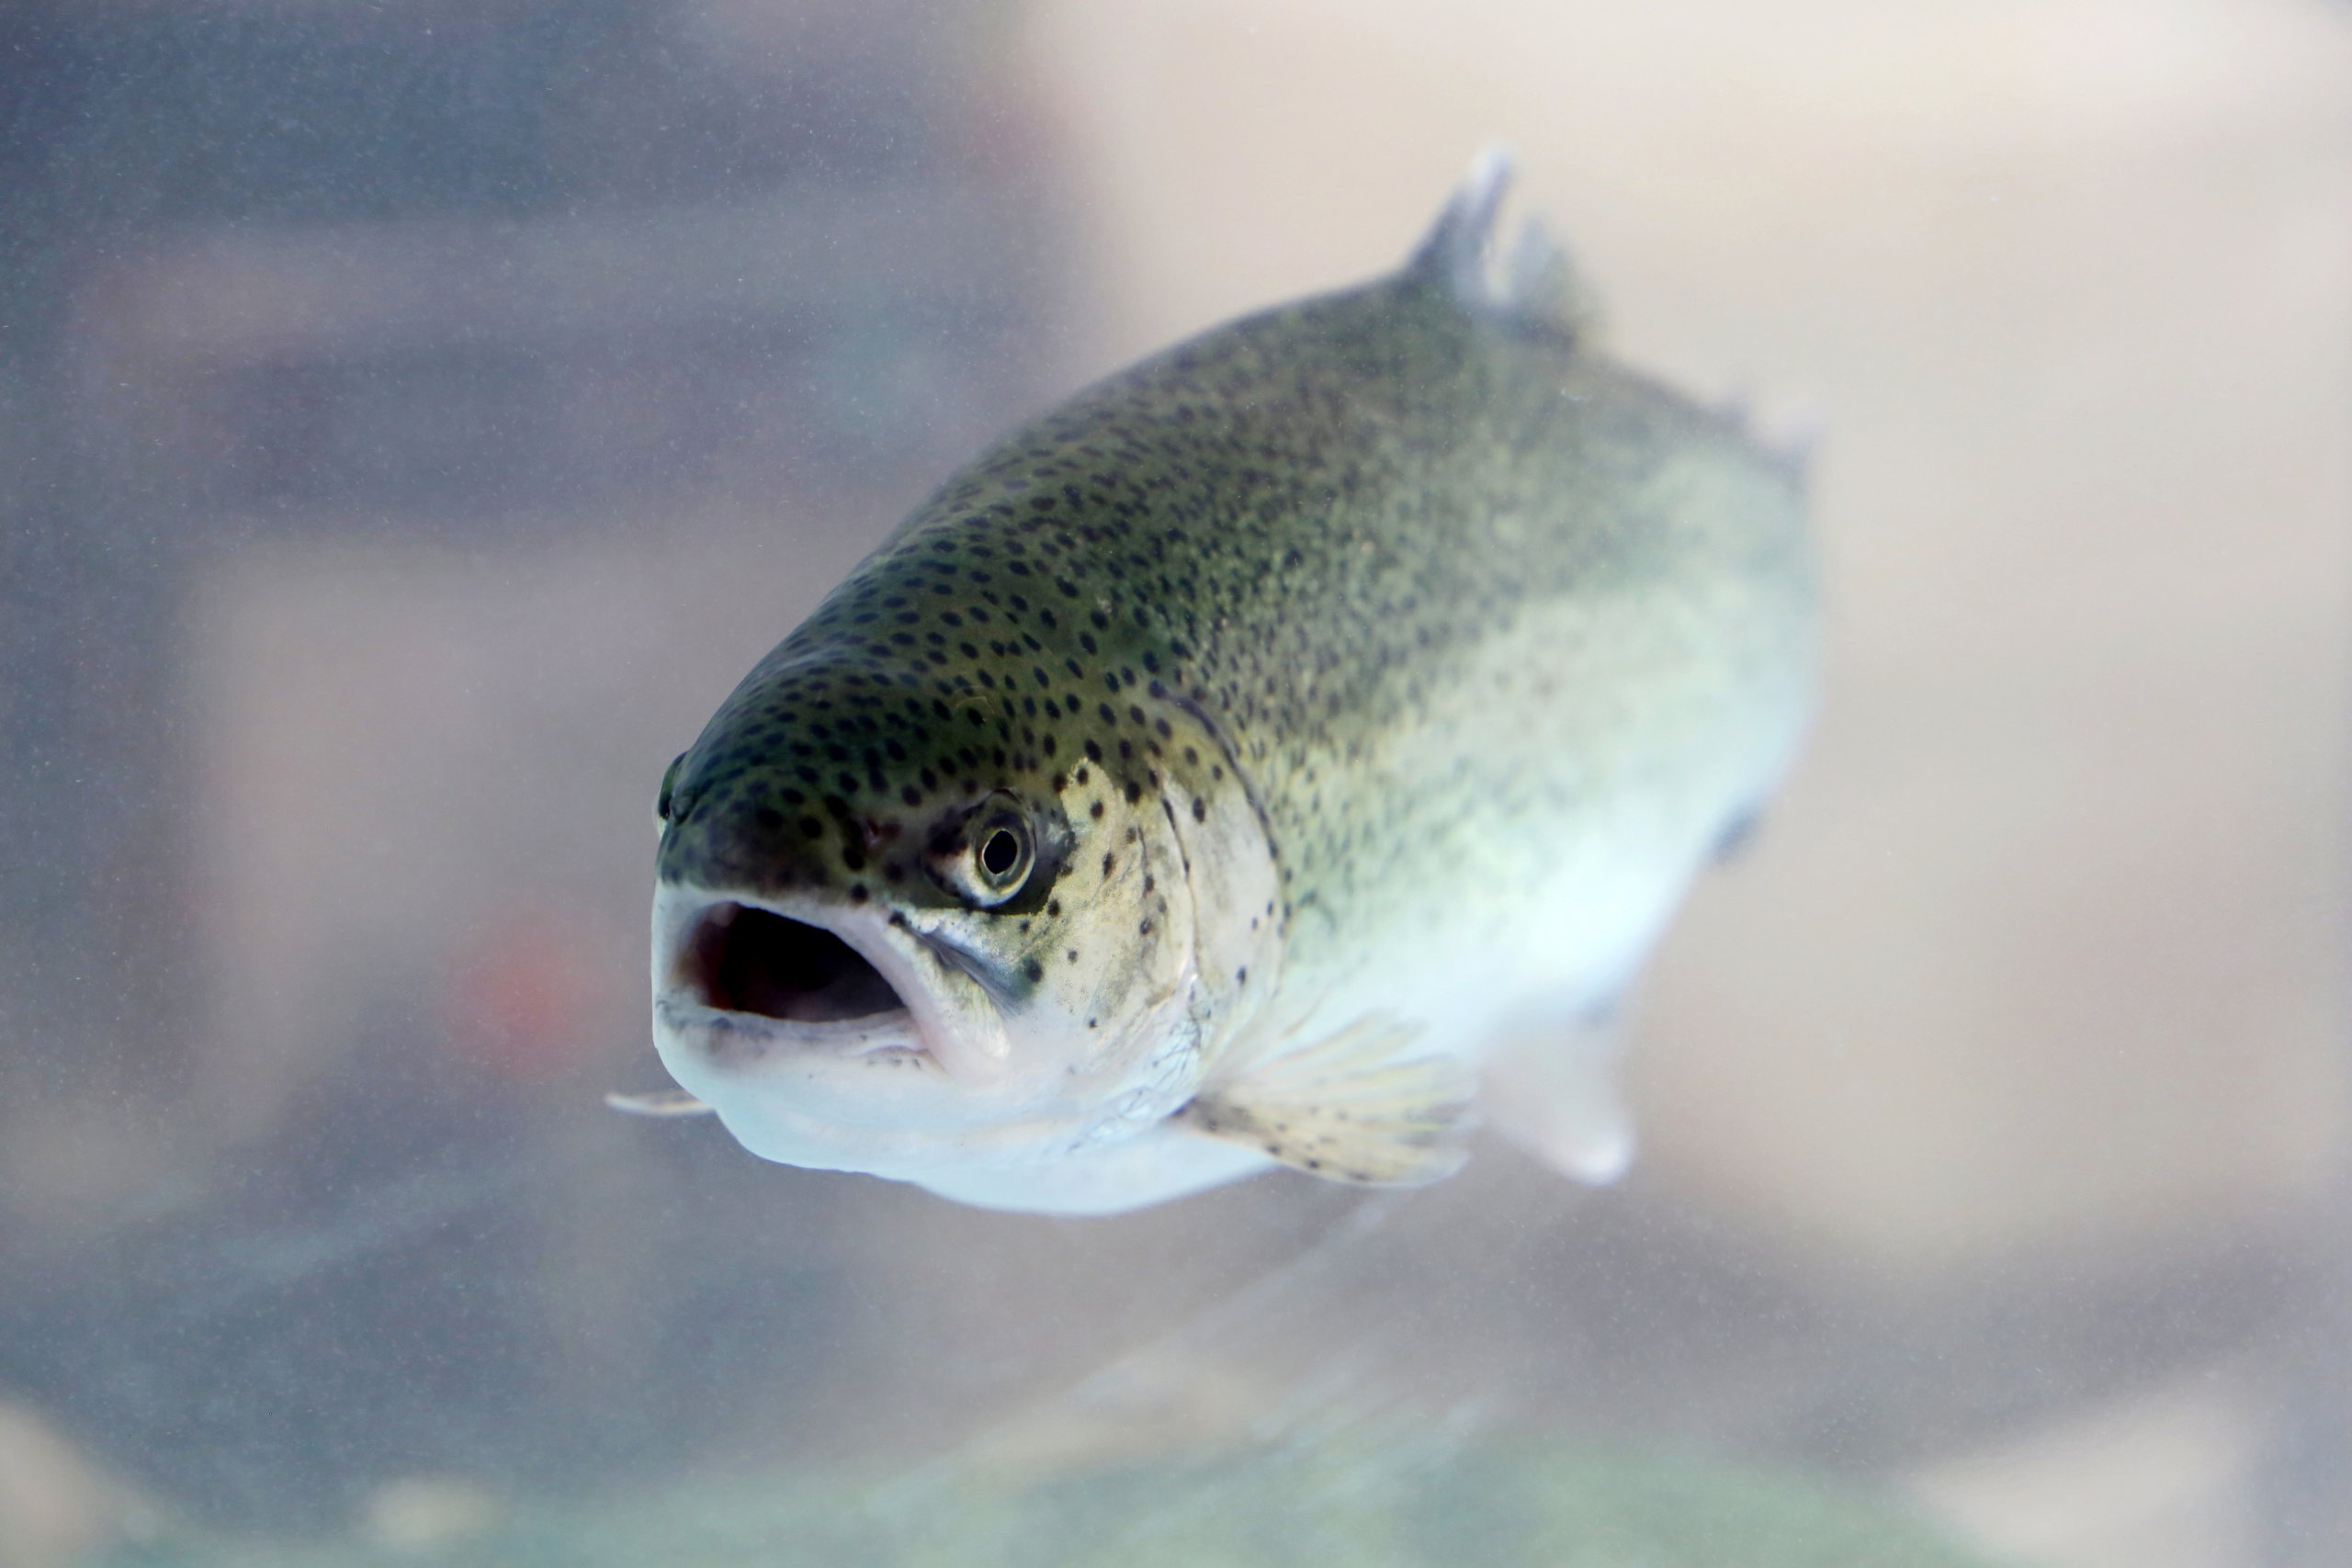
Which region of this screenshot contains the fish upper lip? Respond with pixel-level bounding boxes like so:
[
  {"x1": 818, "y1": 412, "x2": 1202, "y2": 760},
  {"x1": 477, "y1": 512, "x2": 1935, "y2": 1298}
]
[{"x1": 651, "y1": 882, "x2": 1011, "y2": 1085}]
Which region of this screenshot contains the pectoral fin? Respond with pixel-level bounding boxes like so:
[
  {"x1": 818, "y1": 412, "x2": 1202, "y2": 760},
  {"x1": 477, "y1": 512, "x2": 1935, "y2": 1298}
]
[
  {"x1": 605, "y1": 1089, "x2": 715, "y2": 1117},
  {"x1": 1173, "y1": 1015, "x2": 1475, "y2": 1187}
]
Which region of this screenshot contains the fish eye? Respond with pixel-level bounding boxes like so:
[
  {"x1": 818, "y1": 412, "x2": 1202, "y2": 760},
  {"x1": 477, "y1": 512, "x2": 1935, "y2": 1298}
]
[
  {"x1": 980, "y1": 827, "x2": 1023, "y2": 879},
  {"x1": 933, "y1": 800, "x2": 1035, "y2": 908}
]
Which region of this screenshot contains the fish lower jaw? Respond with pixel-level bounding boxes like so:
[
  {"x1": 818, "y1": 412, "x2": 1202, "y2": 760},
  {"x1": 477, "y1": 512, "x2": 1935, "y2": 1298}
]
[
  {"x1": 652, "y1": 992, "x2": 931, "y2": 1066},
  {"x1": 648, "y1": 997, "x2": 1138, "y2": 1179},
  {"x1": 649, "y1": 994, "x2": 984, "y2": 1159}
]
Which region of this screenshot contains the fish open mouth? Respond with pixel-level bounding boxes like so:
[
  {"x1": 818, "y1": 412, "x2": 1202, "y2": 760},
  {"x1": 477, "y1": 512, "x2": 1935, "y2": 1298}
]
[{"x1": 676, "y1": 902, "x2": 909, "y2": 1025}]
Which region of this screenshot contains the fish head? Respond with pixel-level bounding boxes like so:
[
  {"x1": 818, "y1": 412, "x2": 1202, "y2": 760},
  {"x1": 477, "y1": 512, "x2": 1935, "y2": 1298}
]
[{"x1": 650, "y1": 649, "x2": 1247, "y2": 1182}]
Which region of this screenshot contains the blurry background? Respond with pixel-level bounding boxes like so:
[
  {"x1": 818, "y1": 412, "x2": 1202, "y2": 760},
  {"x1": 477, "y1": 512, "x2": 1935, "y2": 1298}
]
[{"x1": 0, "y1": 1, "x2": 2346, "y2": 1565}]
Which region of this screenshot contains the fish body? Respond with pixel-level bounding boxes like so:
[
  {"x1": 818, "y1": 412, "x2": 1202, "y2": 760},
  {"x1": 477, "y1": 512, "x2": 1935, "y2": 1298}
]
[{"x1": 646, "y1": 156, "x2": 1815, "y2": 1213}]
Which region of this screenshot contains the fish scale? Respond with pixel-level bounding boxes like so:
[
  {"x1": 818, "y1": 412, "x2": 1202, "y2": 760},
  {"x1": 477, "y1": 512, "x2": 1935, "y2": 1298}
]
[{"x1": 642, "y1": 154, "x2": 1815, "y2": 1213}]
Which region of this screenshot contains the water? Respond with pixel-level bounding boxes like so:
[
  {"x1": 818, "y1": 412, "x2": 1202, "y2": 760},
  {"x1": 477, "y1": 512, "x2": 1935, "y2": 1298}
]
[{"x1": 1, "y1": 3, "x2": 2346, "y2": 1564}]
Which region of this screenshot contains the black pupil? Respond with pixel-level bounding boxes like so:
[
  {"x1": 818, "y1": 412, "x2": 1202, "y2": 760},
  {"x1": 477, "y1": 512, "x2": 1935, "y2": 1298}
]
[{"x1": 980, "y1": 829, "x2": 1022, "y2": 879}]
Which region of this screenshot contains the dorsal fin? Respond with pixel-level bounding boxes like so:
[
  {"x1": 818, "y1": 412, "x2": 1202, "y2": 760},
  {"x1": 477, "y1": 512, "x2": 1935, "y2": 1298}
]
[{"x1": 1407, "y1": 146, "x2": 1592, "y2": 339}]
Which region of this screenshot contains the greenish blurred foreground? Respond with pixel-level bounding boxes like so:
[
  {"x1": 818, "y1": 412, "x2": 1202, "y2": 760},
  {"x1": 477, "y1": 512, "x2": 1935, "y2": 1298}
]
[{"x1": 96, "y1": 1438, "x2": 2018, "y2": 1568}]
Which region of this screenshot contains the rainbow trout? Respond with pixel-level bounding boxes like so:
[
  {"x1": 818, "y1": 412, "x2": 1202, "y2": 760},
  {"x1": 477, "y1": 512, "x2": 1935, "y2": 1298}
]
[{"x1": 636, "y1": 155, "x2": 1815, "y2": 1213}]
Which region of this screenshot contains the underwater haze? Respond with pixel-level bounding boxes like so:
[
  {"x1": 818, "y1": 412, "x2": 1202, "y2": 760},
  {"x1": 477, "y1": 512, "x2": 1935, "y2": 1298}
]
[{"x1": 0, "y1": 2, "x2": 2347, "y2": 1565}]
